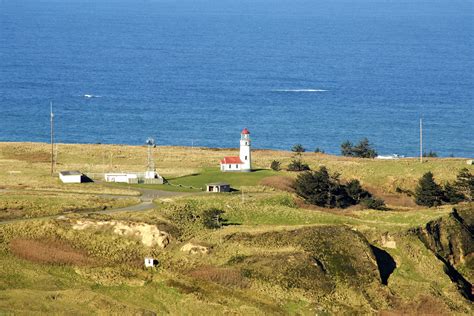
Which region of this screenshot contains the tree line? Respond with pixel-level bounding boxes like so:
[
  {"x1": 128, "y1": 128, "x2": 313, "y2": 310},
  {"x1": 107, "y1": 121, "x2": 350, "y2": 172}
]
[{"x1": 289, "y1": 138, "x2": 439, "y2": 158}]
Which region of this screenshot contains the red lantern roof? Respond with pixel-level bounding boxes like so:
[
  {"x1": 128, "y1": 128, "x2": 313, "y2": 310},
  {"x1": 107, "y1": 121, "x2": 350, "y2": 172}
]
[{"x1": 241, "y1": 128, "x2": 250, "y2": 135}]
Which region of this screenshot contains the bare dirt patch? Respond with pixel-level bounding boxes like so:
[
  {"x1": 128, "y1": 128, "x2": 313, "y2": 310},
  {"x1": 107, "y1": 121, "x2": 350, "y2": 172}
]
[
  {"x1": 260, "y1": 175, "x2": 295, "y2": 192},
  {"x1": 365, "y1": 185, "x2": 417, "y2": 208},
  {"x1": 10, "y1": 239, "x2": 94, "y2": 266}
]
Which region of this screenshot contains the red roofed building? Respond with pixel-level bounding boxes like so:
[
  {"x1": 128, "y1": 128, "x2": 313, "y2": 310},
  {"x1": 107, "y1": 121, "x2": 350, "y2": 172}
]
[
  {"x1": 221, "y1": 157, "x2": 243, "y2": 164},
  {"x1": 220, "y1": 129, "x2": 252, "y2": 172}
]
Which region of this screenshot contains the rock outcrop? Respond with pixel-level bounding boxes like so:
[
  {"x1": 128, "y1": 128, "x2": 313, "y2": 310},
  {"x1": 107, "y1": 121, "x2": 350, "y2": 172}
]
[
  {"x1": 73, "y1": 220, "x2": 170, "y2": 248},
  {"x1": 412, "y1": 206, "x2": 473, "y2": 300},
  {"x1": 180, "y1": 243, "x2": 210, "y2": 255}
]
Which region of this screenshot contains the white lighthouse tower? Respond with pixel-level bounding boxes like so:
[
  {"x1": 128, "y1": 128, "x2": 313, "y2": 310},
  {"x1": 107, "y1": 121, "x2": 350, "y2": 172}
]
[
  {"x1": 239, "y1": 128, "x2": 252, "y2": 172},
  {"x1": 220, "y1": 128, "x2": 252, "y2": 172}
]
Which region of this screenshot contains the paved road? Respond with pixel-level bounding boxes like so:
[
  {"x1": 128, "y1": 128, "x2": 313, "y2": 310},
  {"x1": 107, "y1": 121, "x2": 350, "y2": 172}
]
[
  {"x1": 0, "y1": 187, "x2": 191, "y2": 225},
  {"x1": 99, "y1": 188, "x2": 189, "y2": 214}
]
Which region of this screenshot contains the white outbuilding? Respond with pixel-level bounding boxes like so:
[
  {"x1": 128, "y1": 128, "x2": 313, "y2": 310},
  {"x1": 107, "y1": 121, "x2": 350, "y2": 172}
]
[
  {"x1": 206, "y1": 182, "x2": 231, "y2": 193},
  {"x1": 104, "y1": 173, "x2": 139, "y2": 184},
  {"x1": 144, "y1": 257, "x2": 158, "y2": 268},
  {"x1": 59, "y1": 171, "x2": 83, "y2": 183},
  {"x1": 220, "y1": 128, "x2": 252, "y2": 172}
]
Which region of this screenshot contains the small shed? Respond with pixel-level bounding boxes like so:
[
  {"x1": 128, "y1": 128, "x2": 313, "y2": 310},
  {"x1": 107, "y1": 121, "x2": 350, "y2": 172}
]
[
  {"x1": 144, "y1": 257, "x2": 158, "y2": 268},
  {"x1": 59, "y1": 171, "x2": 82, "y2": 183},
  {"x1": 206, "y1": 182, "x2": 231, "y2": 193}
]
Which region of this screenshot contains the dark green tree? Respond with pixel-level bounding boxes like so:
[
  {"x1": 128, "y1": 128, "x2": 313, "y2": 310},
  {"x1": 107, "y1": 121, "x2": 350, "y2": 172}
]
[
  {"x1": 353, "y1": 138, "x2": 377, "y2": 158},
  {"x1": 293, "y1": 167, "x2": 375, "y2": 208},
  {"x1": 292, "y1": 144, "x2": 306, "y2": 153},
  {"x1": 415, "y1": 172, "x2": 444, "y2": 207},
  {"x1": 270, "y1": 160, "x2": 281, "y2": 171},
  {"x1": 454, "y1": 168, "x2": 474, "y2": 201},
  {"x1": 294, "y1": 167, "x2": 338, "y2": 207},
  {"x1": 443, "y1": 182, "x2": 465, "y2": 204},
  {"x1": 340, "y1": 141, "x2": 354, "y2": 157},
  {"x1": 341, "y1": 138, "x2": 377, "y2": 158},
  {"x1": 314, "y1": 147, "x2": 325, "y2": 154},
  {"x1": 345, "y1": 179, "x2": 371, "y2": 203}
]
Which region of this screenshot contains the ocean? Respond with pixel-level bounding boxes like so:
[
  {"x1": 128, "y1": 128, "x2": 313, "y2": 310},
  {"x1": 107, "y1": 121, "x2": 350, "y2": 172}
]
[{"x1": 0, "y1": 0, "x2": 473, "y2": 157}]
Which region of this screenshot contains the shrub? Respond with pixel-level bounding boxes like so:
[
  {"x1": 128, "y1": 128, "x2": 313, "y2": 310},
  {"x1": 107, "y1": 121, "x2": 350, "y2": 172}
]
[
  {"x1": 395, "y1": 187, "x2": 414, "y2": 197},
  {"x1": 414, "y1": 172, "x2": 444, "y2": 207},
  {"x1": 423, "y1": 150, "x2": 438, "y2": 157},
  {"x1": 314, "y1": 147, "x2": 325, "y2": 154},
  {"x1": 270, "y1": 160, "x2": 281, "y2": 171},
  {"x1": 201, "y1": 208, "x2": 225, "y2": 229},
  {"x1": 361, "y1": 197, "x2": 386, "y2": 210},
  {"x1": 291, "y1": 144, "x2": 306, "y2": 153},
  {"x1": 287, "y1": 159, "x2": 310, "y2": 172}
]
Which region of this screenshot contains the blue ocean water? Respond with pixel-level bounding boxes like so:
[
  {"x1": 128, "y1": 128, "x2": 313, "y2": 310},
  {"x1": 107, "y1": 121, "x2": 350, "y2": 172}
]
[{"x1": 0, "y1": 0, "x2": 473, "y2": 157}]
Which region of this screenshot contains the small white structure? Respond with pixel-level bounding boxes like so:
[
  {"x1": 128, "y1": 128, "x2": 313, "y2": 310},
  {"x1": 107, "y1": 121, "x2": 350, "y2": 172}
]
[
  {"x1": 104, "y1": 173, "x2": 139, "y2": 184},
  {"x1": 375, "y1": 154, "x2": 405, "y2": 160},
  {"x1": 59, "y1": 171, "x2": 82, "y2": 183},
  {"x1": 220, "y1": 128, "x2": 252, "y2": 172},
  {"x1": 144, "y1": 257, "x2": 158, "y2": 268},
  {"x1": 467, "y1": 160, "x2": 473, "y2": 165},
  {"x1": 144, "y1": 170, "x2": 164, "y2": 184},
  {"x1": 206, "y1": 182, "x2": 231, "y2": 193},
  {"x1": 145, "y1": 170, "x2": 158, "y2": 179}
]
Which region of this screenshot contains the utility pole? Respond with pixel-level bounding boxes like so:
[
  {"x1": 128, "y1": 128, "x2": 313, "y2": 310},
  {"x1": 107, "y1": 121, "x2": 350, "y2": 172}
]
[
  {"x1": 50, "y1": 101, "x2": 54, "y2": 176},
  {"x1": 419, "y1": 118, "x2": 423, "y2": 163}
]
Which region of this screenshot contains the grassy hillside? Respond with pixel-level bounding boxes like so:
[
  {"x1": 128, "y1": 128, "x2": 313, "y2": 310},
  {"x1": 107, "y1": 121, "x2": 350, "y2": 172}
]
[{"x1": 0, "y1": 142, "x2": 472, "y2": 314}]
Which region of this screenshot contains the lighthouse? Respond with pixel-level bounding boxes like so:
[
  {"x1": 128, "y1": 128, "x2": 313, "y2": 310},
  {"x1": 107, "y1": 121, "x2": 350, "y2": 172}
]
[
  {"x1": 239, "y1": 128, "x2": 251, "y2": 172},
  {"x1": 220, "y1": 128, "x2": 252, "y2": 172}
]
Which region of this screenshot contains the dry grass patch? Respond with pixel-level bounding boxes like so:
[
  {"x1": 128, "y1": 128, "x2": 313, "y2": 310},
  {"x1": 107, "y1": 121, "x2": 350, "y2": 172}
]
[
  {"x1": 381, "y1": 295, "x2": 451, "y2": 315},
  {"x1": 9, "y1": 239, "x2": 94, "y2": 266},
  {"x1": 189, "y1": 266, "x2": 250, "y2": 289}
]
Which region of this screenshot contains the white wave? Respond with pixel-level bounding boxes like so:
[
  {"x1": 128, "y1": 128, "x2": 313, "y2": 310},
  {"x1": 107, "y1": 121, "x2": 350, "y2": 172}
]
[
  {"x1": 273, "y1": 89, "x2": 328, "y2": 92},
  {"x1": 84, "y1": 94, "x2": 101, "y2": 98}
]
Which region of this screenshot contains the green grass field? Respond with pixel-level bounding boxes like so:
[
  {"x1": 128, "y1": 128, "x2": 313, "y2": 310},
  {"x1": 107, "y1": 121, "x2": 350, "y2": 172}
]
[{"x1": 167, "y1": 167, "x2": 276, "y2": 188}]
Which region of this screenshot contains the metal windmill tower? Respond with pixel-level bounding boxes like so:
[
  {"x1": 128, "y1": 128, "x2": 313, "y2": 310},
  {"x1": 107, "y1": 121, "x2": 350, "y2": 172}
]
[
  {"x1": 146, "y1": 137, "x2": 156, "y2": 173},
  {"x1": 143, "y1": 137, "x2": 164, "y2": 183}
]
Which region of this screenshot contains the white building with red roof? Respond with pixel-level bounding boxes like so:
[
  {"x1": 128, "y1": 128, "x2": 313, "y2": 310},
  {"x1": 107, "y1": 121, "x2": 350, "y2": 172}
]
[{"x1": 220, "y1": 128, "x2": 252, "y2": 172}]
